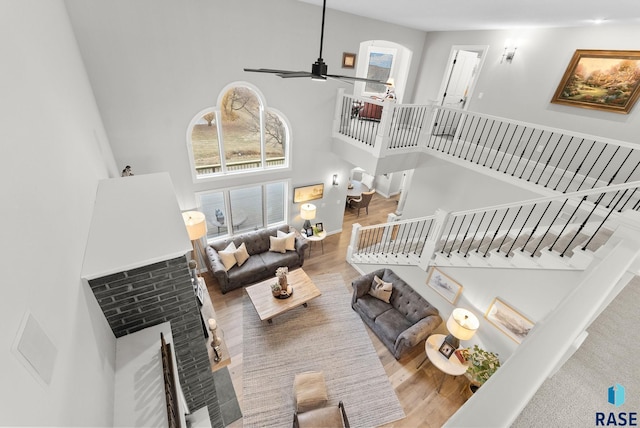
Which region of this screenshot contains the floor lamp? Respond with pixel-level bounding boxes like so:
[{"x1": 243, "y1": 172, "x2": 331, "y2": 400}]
[{"x1": 182, "y1": 211, "x2": 207, "y2": 271}]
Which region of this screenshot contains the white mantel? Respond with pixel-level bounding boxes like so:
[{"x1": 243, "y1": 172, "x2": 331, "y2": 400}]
[{"x1": 81, "y1": 172, "x2": 192, "y2": 280}]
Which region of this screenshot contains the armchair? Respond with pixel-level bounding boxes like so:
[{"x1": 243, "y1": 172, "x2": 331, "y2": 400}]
[{"x1": 348, "y1": 189, "x2": 375, "y2": 217}]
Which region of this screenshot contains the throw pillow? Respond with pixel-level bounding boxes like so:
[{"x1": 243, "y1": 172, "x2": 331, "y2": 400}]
[
  {"x1": 277, "y1": 230, "x2": 296, "y2": 251},
  {"x1": 368, "y1": 275, "x2": 393, "y2": 303},
  {"x1": 234, "y1": 242, "x2": 250, "y2": 266},
  {"x1": 293, "y1": 371, "x2": 328, "y2": 413},
  {"x1": 269, "y1": 236, "x2": 287, "y2": 253},
  {"x1": 218, "y1": 242, "x2": 237, "y2": 271}
]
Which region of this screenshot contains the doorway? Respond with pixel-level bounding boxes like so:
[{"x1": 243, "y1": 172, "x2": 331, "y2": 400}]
[{"x1": 433, "y1": 45, "x2": 488, "y2": 135}]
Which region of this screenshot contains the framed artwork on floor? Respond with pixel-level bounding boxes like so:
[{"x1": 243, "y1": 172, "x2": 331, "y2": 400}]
[{"x1": 551, "y1": 49, "x2": 640, "y2": 114}]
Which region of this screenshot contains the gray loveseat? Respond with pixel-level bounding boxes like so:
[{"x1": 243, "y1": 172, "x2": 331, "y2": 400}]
[
  {"x1": 206, "y1": 225, "x2": 308, "y2": 294},
  {"x1": 352, "y1": 268, "x2": 442, "y2": 359}
]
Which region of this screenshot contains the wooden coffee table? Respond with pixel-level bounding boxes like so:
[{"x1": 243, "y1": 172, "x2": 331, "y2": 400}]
[{"x1": 245, "y1": 268, "x2": 321, "y2": 323}]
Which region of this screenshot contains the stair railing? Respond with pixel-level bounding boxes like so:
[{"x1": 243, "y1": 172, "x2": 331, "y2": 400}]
[
  {"x1": 348, "y1": 181, "x2": 640, "y2": 268},
  {"x1": 427, "y1": 107, "x2": 640, "y2": 193}
]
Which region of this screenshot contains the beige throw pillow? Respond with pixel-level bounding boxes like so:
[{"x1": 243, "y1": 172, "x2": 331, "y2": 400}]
[
  {"x1": 218, "y1": 242, "x2": 237, "y2": 271},
  {"x1": 277, "y1": 230, "x2": 296, "y2": 251},
  {"x1": 234, "y1": 242, "x2": 250, "y2": 266},
  {"x1": 369, "y1": 275, "x2": 393, "y2": 303},
  {"x1": 269, "y1": 236, "x2": 287, "y2": 253}
]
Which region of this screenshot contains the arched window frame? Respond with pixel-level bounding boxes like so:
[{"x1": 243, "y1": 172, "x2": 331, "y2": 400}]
[{"x1": 186, "y1": 81, "x2": 291, "y2": 182}]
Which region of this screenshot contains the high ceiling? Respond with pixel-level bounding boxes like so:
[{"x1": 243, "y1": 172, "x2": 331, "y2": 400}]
[{"x1": 299, "y1": 0, "x2": 640, "y2": 32}]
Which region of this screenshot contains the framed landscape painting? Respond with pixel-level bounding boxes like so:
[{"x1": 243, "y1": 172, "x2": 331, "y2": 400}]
[
  {"x1": 426, "y1": 267, "x2": 462, "y2": 304},
  {"x1": 551, "y1": 50, "x2": 640, "y2": 114},
  {"x1": 485, "y1": 298, "x2": 534, "y2": 344},
  {"x1": 293, "y1": 183, "x2": 324, "y2": 203}
]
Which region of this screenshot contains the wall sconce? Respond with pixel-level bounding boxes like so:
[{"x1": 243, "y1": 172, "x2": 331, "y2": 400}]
[
  {"x1": 332, "y1": 174, "x2": 339, "y2": 186},
  {"x1": 501, "y1": 39, "x2": 518, "y2": 64}
]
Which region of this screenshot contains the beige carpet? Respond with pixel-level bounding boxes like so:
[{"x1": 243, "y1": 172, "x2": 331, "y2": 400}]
[
  {"x1": 242, "y1": 273, "x2": 405, "y2": 428},
  {"x1": 513, "y1": 276, "x2": 640, "y2": 427}
]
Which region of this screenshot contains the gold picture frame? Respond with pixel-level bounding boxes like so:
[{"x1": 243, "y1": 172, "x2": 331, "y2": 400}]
[
  {"x1": 342, "y1": 52, "x2": 356, "y2": 69},
  {"x1": 293, "y1": 183, "x2": 324, "y2": 203},
  {"x1": 551, "y1": 49, "x2": 640, "y2": 114},
  {"x1": 485, "y1": 297, "x2": 534, "y2": 344},
  {"x1": 426, "y1": 267, "x2": 463, "y2": 304}
]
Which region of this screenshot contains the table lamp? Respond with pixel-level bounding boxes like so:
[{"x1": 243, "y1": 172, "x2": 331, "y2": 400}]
[
  {"x1": 445, "y1": 308, "x2": 479, "y2": 349},
  {"x1": 300, "y1": 203, "x2": 316, "y2": 229}
]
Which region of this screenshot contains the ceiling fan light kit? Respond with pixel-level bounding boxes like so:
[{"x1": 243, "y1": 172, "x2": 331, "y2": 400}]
[{"x1": 244, "y1": 0, "x2": 388, "y2": 85}]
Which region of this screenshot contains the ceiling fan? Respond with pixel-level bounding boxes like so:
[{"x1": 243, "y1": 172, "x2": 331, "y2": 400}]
[{"x1": 244, "y1": 0, "x2": 388, "y2": 85}]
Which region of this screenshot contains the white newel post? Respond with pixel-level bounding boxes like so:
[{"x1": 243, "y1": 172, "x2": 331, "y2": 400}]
[
  {"x1": 418, "y1": 209, "x2": 450, "y2": 270},
  {"x1": 346, "y1": 223, "x2": 362, "y2": 261}
]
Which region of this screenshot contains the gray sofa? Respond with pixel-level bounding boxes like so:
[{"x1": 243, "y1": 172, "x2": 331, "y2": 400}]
[
  {"x1": 351, "y1": 268, "x2": 442, "y2": 359},
  {"x1": 206, "y1": 225, "x2": 308, "y2": 294}
]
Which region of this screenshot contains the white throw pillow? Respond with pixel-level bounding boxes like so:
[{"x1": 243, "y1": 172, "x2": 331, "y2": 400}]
[
  {"x1": 368, "y1": 275, "x2": 393, "y2": 303},
  {"x1": 269, "y1": 236, "x2": 287, "y2": 254},
  {"x1": 277, "y1": 230, "x2": 296, "y2": 251},
  {"x1": 234, "y1": 242, "x2": 250, "y2": 266},
  {"x1": 361, "y1": 173, "x2": 374, "y2": 189},
  {"x1": 218, "y1": 242, "x2": 237, "y2": 271}
]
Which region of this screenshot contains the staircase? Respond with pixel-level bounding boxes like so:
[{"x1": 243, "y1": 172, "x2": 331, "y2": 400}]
[{"x1": 348, "y1": 182, "x2": 640, "y2": 271}]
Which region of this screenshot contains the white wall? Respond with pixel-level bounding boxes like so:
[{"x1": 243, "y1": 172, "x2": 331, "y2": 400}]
[
  {"x1": 64, "y1": 0, "x2": 428, "y2": 235},
  {"x1": 0, "y1": 1, "x2": 117, "y2": 425},
  {"x1": 402, "y1": 153, "x2": 542, "y2": 219},
  {"x1": 414, "y1": 25, "x2": 640, "y2": 142}
]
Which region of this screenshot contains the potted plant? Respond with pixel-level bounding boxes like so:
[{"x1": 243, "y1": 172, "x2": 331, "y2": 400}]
[
  {"x1": 465, "y1": 345, "x2": 500, "y2": 392},
  {"x1": 270, "y1": 282, "x2": 282, "y2": 297}
]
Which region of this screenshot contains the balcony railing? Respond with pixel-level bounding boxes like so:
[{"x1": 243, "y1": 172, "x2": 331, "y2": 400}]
[
  {"x1": 334, "y1": 89, "x2": 433, "y2": 157},
  {"x1": 334, "y1": 91, "x2": 640, "y2": 196}
]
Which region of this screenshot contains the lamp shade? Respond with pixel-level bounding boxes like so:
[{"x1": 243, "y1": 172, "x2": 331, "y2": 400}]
[
  {"x1": 446, "y1": 308, "x2": 479, "y2": 341},
  {"x1": 182, "y1": 211, "x2": 207, "y2": 240},
  {"x1": 300, "y1": 203, "x2": 317, "y2": 220}
]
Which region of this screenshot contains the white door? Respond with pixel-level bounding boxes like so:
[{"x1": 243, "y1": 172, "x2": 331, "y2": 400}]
[
  {"x1": 434, "y1": 49, "x2": 480, "y2": 136},
  {"x1": 442, "y1": 50, "x2": 479, "y2": 109}
]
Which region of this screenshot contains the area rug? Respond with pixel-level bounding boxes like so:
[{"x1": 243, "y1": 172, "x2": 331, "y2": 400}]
[{"x1": 242, "y1": 273, "x2": 405, "y2": 427}]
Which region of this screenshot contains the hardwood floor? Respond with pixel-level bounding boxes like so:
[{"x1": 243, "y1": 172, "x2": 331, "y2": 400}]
[{"x1": 203, "y1": 193, "x2": 468, "y2": 427}]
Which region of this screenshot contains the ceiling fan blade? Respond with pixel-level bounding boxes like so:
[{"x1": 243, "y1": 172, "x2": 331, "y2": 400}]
[
  {"x1": 325, "y1": 74, "x2": 391, "y2": 85},
  {"x1": 277, "y1": 72, "x2": 313, "y2": 78},
  {"x1": 244, "y1": 68, "x2": 299, "y2": 74}
]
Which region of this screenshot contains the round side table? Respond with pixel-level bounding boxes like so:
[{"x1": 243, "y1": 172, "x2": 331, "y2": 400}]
[
  {"x1": 417, "y1": 334, "x2": 468, "y2": 393},
  {"x1": 306, "y1": 230, "x2": 327, "y2": 258}
]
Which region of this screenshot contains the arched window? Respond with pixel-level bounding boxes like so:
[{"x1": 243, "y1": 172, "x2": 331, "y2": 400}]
[{"x1": 187, "y1": 83, "x2": 290, "y2": 180}]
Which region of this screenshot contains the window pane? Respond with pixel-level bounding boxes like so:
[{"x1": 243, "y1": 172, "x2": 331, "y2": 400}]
[
  {"x1": 199, "y1": 191, "x2": 228, "y2": 238},
  {"x1": 229, "y1": 186, "x2": 262, "y2": 233},
  {"x1": 365, "y1": 52, "x2": 393, "y2": 94},
  {"x1": 266, "y1": 182, "x2": 285, "y2": 225},
  {"x1": 191, "y1": 110, "x2": 220, "y2": 176},
  {"x1": 220, "y1": 87, "x2": 262, "y2": 171},
  {"x1": 265, "y1": 112, "x2": 286, "y2": 168}
]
